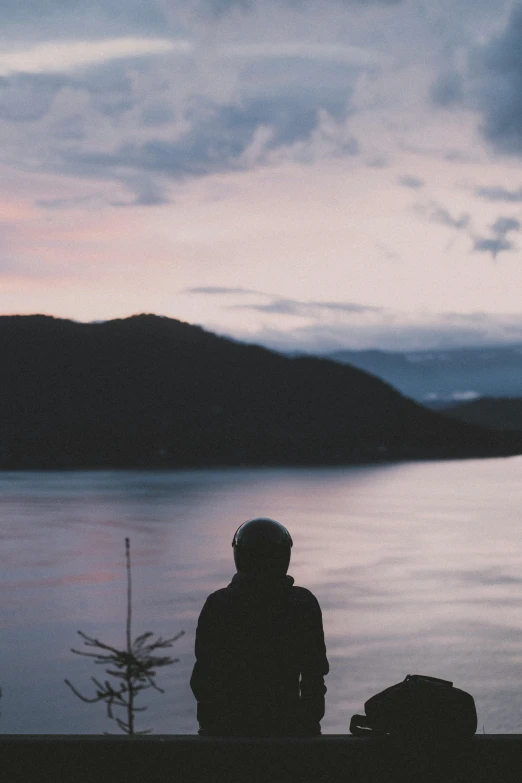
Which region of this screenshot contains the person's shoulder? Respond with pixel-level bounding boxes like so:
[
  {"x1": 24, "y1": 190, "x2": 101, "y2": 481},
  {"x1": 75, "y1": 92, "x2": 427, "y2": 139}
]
[
  {"x1": 201, "y1": 581, "x2": 242, "y2": 611},
  {"x1": 204, "y1": 585, "x2": 231, "y2": 604},
  {"x1": 289, "y1": 584, "x2": 321, "y2": 606}
]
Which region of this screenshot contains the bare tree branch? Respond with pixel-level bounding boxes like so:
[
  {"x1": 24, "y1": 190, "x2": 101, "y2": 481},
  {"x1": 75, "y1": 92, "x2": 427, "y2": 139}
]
[{"x1": 65, "y1": 538, "x2": 184, "y2": 734}]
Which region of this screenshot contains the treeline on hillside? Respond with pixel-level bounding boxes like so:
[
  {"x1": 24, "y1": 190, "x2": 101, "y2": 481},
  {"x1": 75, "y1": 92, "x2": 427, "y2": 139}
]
[
  {"x1": 445, "y1": 397, "x2": 522, "y2": 432},
  {"x1": 0, "y1": 314, "x2": 520, "y2": 469}
]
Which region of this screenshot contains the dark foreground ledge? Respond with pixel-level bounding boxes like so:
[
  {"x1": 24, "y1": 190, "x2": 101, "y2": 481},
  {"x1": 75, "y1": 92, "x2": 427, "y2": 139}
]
[{"x1": 3, "y1": 735, "x2": 522, "y2": 783}]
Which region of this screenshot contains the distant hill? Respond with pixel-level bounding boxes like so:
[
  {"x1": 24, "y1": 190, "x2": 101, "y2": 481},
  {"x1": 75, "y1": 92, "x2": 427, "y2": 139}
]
[
  {"x1": 445, "y1": 398, "x2": 522, "y2": 432},
  {"x1": 0, "y1": 314, "x2": 520, "y2": 469},
  {"x1": 324, "y1": 345, "x2": 522, "y2": 403}
]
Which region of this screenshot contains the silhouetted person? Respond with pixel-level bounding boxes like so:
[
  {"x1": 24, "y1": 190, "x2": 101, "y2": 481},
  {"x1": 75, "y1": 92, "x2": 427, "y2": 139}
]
[{"x1": 190, "y1": 518, "x2": 329, "y2": 736}]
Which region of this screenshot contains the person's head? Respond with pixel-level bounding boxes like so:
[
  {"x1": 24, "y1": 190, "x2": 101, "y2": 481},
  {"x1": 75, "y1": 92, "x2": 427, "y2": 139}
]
[{"x1": 232, "y1": 517, "x2": 293, "y2": 577}]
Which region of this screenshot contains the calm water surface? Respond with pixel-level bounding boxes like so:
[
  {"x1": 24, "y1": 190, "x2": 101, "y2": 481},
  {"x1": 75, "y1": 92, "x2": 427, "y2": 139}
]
[{"x1": 1, "y1": 457, "x2": 522, "y2": 734}]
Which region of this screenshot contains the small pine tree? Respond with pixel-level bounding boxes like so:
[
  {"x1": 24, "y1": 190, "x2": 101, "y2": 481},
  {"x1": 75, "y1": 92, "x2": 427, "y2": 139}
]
[{"x1": 65, "y1": 537, "x2": 184, "y2": 734}]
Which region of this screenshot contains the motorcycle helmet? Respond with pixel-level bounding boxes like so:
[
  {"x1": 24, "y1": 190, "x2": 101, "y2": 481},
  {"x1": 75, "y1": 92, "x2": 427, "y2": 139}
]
[{"x1": 232, "y1": 517, "x2": 293, "y2": 576}]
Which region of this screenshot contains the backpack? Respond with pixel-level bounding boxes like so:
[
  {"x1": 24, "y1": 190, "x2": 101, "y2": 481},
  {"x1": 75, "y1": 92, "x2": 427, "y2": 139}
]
[{"x1": 349, "y1": 674, "x2": 477, "y2": 740}]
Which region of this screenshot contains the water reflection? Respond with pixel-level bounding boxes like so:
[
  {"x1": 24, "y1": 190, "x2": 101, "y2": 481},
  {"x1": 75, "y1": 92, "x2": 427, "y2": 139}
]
[{"x1": 0, "y1": 458, "x2": 522, "y2": 732}]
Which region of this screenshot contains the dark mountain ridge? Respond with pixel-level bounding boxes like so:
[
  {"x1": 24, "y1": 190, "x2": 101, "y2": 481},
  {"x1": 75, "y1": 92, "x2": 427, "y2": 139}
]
[
  {"x1": 324, "y1": 345, "x2": 522, "y2": 402},
  {"x1": 445, "y1": 397, "x2": 522, "y2": 432},
  {"x1": 0, "y1": 314, "x2": 520, "y2": 469}
]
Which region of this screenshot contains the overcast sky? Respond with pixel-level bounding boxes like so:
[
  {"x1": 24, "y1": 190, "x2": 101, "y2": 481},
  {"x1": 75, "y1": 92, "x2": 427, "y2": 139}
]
[{"x1": 3, "y1": 0, "x2": 522, "y2": 351}]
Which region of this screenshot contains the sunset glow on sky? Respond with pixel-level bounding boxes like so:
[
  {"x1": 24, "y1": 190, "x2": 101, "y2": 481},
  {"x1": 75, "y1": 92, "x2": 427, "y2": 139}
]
[{"x1": 3, "y1": 0, "x2": 522, "y2": 351}]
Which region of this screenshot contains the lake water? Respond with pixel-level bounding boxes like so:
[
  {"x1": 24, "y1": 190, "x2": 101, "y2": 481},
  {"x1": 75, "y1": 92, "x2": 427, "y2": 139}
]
[{"x1": 2, "y1": 457, "x2": 522, "y2": 734}]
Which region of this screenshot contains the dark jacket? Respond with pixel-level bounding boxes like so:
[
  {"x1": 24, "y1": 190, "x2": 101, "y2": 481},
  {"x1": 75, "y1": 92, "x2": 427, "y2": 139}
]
[{"x1": 190, "y1": 571, "x2": 329, "y2": 736}]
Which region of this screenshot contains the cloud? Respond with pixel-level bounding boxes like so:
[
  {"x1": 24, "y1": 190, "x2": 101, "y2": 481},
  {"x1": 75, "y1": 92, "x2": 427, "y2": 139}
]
[
  {"x1": 0, "y1": 2, "x2": 390, "y2": 201},
  {"x1": 140, "y1": 105, "x2": 174, "y2": 127},
  {"x1": 35, "y1": 195, "x2": 97, "y2": 210},
  {"x1": 64, "y1": 86, "x2": 355, "y2": 184},
  {"x1": 397, "y1": 174, "x2": 424, "y2": 189},
  {"x1": 473, "y1": 236, "x2": 514, "y2": 258},
  {"x1": 0, "y1": 62, "x2": 147, "y2": 125},
  {"x1": 0, "y1": 38, "x2": 184, "y2": 77},
  {"x1": 375, "y1": 242, "x2": 401, "y2": 261},
  {"x1": 184, "y1": 286, "x2": 263, "y2": 295},
  {"x1": 415, "y1": 200, "x2": 520, "y2": 260},
  {"x1": 476, "y1": 185, "x2": 522, "y2": 203},
  {"x1": 366, "y1": 155, "x2": 388, "y2": 168},
  {"x1": 111, "y1": 174, "x2": 170, "y2": 207},
  {"x1": 185, "y1": 289, "x2": 380, "y2": 318},
  {"x1": 0, "y1": 41, "x2": 183, "y2": 126},
  {"x1": 416, "y1": 201, "x2": 470, "y2": 231},
  {"x1": 223, "y1": 310, "x2": 522, "y2": 353},
  {"x1": 430, "y1": 71, "x2": 463, "y2": 108},
  {"x1": 0, "y1": 72, "x2": 65, "y2": 122},
  {"x1": 427, "y1": 6, "x2": 522, "y2": 158},
  {"x1": 197, "y1": 0, "x2": 403, "y2": 15},
  {"x1": 471, "y1": 3, "x2": 522, "y2": 155},
  {"x1": 0, "y1": 0, "x2": 500, "y2": 216},
  {"x1": 429, "y1": 205, "x2": 470, "y2": 231},
  {"x1": 473, "y1": 216, "x2": 521, "y2": 259},
  {"x1": 0, "y1": 1, "x2": 168, "y2": 38},
  {"x1": 0, "y1": 29, "x2": 362, "y2": 197},
  {"x1": 231, "y1": 298, "x2": 382, "y2": 317},
  {"x1": 223, "y1": 42, "x2": 382, "y2": 68},
  {"x1": 491, "y1": 216, "x2": 521, "y2": 235}
]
